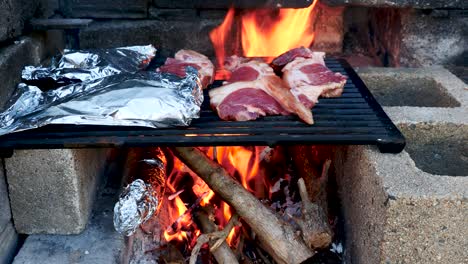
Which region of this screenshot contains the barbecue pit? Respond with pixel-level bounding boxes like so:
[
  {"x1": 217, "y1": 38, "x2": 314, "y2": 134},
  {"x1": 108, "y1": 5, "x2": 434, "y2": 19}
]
[{"x1": 0, "y1": 1, "x2": 466, "y2": 264}]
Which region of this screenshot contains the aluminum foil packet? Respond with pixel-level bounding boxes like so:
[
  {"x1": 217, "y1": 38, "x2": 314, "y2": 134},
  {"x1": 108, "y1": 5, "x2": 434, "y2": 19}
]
[
  {"x1": 22, "y1": 45, "x2": 157, "y2": 88},
  {"x1": 114, "y1": 179, "x2": 159, "y2": 236},
  {"x1": 0, "y1": 68, "x2": 203, "y2": 135}
]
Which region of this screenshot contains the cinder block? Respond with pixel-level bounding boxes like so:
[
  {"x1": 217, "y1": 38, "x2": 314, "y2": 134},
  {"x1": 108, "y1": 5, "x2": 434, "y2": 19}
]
[
  {"x1": 0, "y1": 222, "x2": 18, "y2": 264},
  {"x1": 0, "y1": 37, "x2": 43, "y2": 108},
  {"x1": 12, "y1": 186, "x2": 124, "y2": 264},
  {"x1": 5, "y1": 149, "x2": 111, "y2": 234},
  {"x1": 334, "y1": 67, "x2": 467, "y2": 263},
  {"x1": 0, "y1": 0, "x2": 40, "y2": 42},
  {"x1": 148, "y1": 7, "x2": 198, "y2": 20},
  {"x1": 60, "y1": 0, "x2": 149, "y2": 19},
  {"x1": 0, "y1": 163, "x2": 18, "y2": 264}
]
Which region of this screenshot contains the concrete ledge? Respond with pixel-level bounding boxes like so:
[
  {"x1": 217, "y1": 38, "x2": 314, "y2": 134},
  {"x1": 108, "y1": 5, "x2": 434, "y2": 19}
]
[
  {"x1": 335, "y1": 66, "x2": 468, "y2": 263},
  {"x1": 5, "y1": 149, "x2": 111, "y2": 234}
]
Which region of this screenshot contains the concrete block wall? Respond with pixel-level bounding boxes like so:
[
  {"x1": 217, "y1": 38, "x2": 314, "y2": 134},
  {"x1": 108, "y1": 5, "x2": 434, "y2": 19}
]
[
  {"x1": 0, "y1": 163, "x2": 18, "y2": 264},
  {"x1": 343, "y1": 7, "x2": 467, "y2": 67},
  {"x1": 334, "y1": 67, "x2": 467, "y2": 263},
  {"x1": 52, "y1": 0, "x2": 346, "y2": 56},
  {"x1": 0, "y1": 2, "x2": 62, "y2": 256},
  {"x1": 5, "y1": 149, "x2": 111, "y2": 234}
]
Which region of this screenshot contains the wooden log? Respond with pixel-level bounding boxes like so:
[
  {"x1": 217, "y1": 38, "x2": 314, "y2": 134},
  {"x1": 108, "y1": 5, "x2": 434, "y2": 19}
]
[
  {"x1": 193, "y1": 207, "x2": 239, "y2": 264},
  {"x1": 286, "y1": 147, "x2": 334, "y2": 249},
  {"x1": 297, "y1": 178, "x2": 332, "y2": 249},
  {"x1": 172, "y1": 147, "x2": 314, "y2": 264}
]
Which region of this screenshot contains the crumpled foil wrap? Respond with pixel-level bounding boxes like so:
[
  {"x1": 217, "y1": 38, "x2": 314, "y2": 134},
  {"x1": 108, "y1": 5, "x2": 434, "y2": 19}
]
[
  {"x1": 22, "y1": 45, "x2": 156, "y2": 88},
  {"x1": 114, "y1": 179, "x2": 159, "y2": 236},
  {"x1": 0, "y1": 68, "x2": 203, "y2": 135}
]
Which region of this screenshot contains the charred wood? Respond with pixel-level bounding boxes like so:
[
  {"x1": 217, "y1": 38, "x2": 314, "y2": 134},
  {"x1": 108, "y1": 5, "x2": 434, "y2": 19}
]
[
  {"x1": 288, "y1": 146, "x2": 333, "y2": 248},
  {"x1": 297, "y1": 177, "x2": 332, "y2": 249},
  {"x1": 192, "y1": 207, "x2": 239, "y2": 264},
  {"x1": 172, "y1": 147, "x2": 314, "y2": 264}
]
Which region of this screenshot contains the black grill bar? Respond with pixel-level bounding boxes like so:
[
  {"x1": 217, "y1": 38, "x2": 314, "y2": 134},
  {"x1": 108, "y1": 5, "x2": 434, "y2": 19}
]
[{"x1": 0, "y1": 58, "x2": 405, "y2": 154}]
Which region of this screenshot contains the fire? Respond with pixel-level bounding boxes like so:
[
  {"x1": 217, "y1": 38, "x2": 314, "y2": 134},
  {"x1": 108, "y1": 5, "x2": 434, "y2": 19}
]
[
  {"x1": 163, "y1": 159, "x2": 191, "y2": 243},
  {"x1": 209, "y1": 8, "x2": 235, "y2": 70},
  {"x1": 163, "y1": 194, "x2": 189, "y2": 242},
  {"x1": 226, "y1": 147, "x2": 259, "y2": 193},
  {"x1": 210, "y1": 1, "x2": 319, "y2": 66},
  {"x1": 162, "y1": 146, "x2": 265, "y2": 247},
  {"x1": 222, "y1": 202, "x2": 239, "y2": 245}
]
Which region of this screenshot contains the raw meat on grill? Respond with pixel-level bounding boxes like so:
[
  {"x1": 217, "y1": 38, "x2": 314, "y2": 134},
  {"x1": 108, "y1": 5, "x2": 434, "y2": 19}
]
[
  {"x1": 223, "y1": 55, "x2": 264, "y2": 72},
  {"x1": 282, "y1": 57, "x2": 347, "y2": 108},
  {"x1": 158, "y1": 49, "x2": 214, "y2": 88},
  {"x1": 209, "y1": 60, "x2": 313, "y2": 124},
  {"x1": 271, "y1": 47, "x2": 325, "y2": 70}
]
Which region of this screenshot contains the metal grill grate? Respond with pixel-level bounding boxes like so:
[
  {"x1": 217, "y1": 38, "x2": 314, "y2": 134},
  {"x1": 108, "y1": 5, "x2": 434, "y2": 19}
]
[{"x1": 0, "y1": 58, "x2": 405, "y2": 155}]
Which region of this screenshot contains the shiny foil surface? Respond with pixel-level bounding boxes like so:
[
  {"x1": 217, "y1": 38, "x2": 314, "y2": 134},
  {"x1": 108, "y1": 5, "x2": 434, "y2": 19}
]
[
  {"x1": 22, "y1": 45, "x2": 157, "y2": 88},
  {"x1": 0, "y1": 68, "x2": 203, "y2": 135},
  {"x1": 113, "y1": 179, "x2": 159, "y2": 236}
]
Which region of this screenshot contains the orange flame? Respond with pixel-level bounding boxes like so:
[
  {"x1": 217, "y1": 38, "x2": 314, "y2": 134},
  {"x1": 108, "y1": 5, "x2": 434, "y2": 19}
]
[
  {"x1": 163, "y1": 191, "x2": 190, "y2": 242},
  {"x1": 162, "y1": 146, "x2": 266, "y2": 246},
  {"x1": 210, "y1": 8, "x2": 235, "y2": 70},
  {"x1": 227, "y1": 147, "x2": 259, "y2": 193},
  {"x1": 210, "y1": 1, "x2": 319, "y2": 65}
]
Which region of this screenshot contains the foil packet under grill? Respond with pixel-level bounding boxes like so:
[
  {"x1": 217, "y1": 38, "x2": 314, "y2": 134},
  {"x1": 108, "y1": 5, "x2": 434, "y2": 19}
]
[
  {"x1": 22, "y1": 45, "x2": 157, "y2": 89},
  {"x1": 0, "y1": 68, "x2": 203, "y2": 135},
  {"x1": 114, "y1": 179, "x2": 159, "y2": 236}
]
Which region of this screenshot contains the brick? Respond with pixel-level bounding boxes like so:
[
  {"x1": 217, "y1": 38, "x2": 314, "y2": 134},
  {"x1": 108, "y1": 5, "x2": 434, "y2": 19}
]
[{"x1": 5, "y1": 149, "x2": 111, "y2": 234}]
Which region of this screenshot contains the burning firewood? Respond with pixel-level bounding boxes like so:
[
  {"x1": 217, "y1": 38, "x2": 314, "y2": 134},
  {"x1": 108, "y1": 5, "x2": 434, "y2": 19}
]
[
  {"x1": 288, "y1": 146, "x2": 333, "y2": 249},
  {"x1": 297, "y1": 177, "x2": 332, "y2": 249},
  {"x1": 191, "y1": 206, "x2": 240, "y2": 264},
  {"x1": 171, "y1": 147, "x2": 314, "y2": 264}
]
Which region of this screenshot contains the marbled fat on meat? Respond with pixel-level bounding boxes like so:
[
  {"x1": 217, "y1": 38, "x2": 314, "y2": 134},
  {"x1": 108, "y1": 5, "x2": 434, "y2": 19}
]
[
  {"x1": 209, "y1": 60, "x2": 313, "y2": 124},
  {"x1": 158, "y1": 50, "x2": 214, "y2": 88},
  {"x1": 216, "y1": 88, "x2": 290, "y2": 121},
  {"x1": 283, "y1": 57, "x2": 347, "y2": 108},
  {"x1": 271, "y1": 47, "x2": 325, "y2": 69}
]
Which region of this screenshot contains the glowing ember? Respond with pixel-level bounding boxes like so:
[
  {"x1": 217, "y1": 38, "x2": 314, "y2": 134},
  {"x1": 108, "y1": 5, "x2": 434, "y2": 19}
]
[{"x1": 210, "y1": 1, "x2": 319, "y2": 66}]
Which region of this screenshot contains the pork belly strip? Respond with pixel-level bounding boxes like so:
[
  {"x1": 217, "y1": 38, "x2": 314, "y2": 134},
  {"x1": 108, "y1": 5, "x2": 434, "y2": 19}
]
[
  {"x1": 209, "y1": 61, "x2": 314, "y2": 124},
  {"x1": 158, "y1": 49, "x2": 214, "y2": 88},
  {"x1": 283, "y1": 57, "x2": 347, "y2": 108}
]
